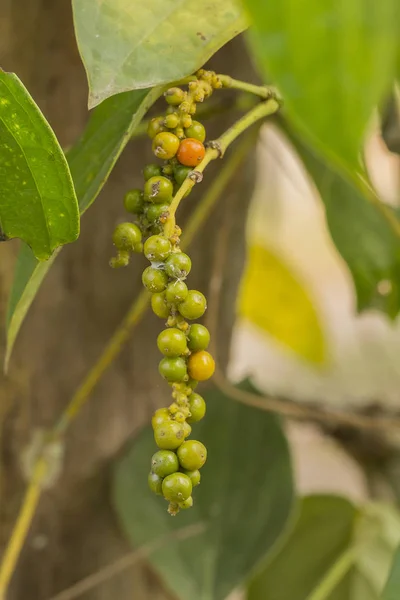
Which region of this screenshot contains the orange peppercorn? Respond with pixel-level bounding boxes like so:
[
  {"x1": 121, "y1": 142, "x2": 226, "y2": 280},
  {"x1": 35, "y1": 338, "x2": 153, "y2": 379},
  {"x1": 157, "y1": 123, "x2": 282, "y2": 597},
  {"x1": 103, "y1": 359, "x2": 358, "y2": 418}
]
[
  {"x1": 187, "y1": 350, "x2": 215, "y2": 381},
  {"x1": 177, "y1": 138, "x2": 206, "y2": 167}
]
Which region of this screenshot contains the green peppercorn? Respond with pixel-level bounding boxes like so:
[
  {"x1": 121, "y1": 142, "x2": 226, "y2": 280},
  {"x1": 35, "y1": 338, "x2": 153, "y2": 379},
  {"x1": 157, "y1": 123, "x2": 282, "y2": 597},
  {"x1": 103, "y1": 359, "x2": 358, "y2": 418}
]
[
  {"x1": 174, "y1": 165, "x2": 192, "y2": 187},
  {"x1": 151, "y1": 450, "x2": 179, "y2": 477},
  {"x1": 142, "y1": 266, "x2": 168, "y2": 293},
  {"x1": 181, "y1": 469, "x2": 201, "y2": 487},
  {"x1": 183, "y1": 421, "x2": 192, "y2": 438},
  {"x1": 154, "y1": 421, "x2": 185, "y2": 450},
  {"x1": 165, "y1": 252, "x2": 192, "y2": 279},
  {"x1": 162, "y1": 472, "x2": 192, "y2": 502},
  {"x1": 178, "y1": 290, "x2": 207, "y2": 320},
  {"x1": 147, "y1": 116, "x2": 166, "y2": 139},
  {"x1": 184, "y1": 120, "x2": 206, "y2": 143},
  {"x1": 157, "y1": 328, "x2": 188, "y2": 357},
  {"x1": 143, "y1": 163, "x2": 162, "y2": 181},
  {"x1": 164, "y1": 87, "x2": 185, "y2": 106},
  {"x1": 151, "y1": 407, "x2": 171, "y2": 430},
  {"x1": 187, "y1": 324, "x2": 210, "y2": 351},
  {"x1": 164, "y1": 113, "x2": 180, "y2": 129},
  {"x1": 109, "y1": 251, "x2": 130, "y2": 269},
  {"x1": 112, "y1": 222, "x2": 142, "y2": 251},
  {"x1": 146, "y1": 203, "x2": 170, "y2": 224},
  {"x1": 179, "y1": 496, "x2": 193, "y2": 509},
  {"x1": 144, "y1": 176, "x2": 173, "y2": 203},
  {"x1": 152, "y1": 132, "x2": 180, "y2": 160},
  {"x1": 144, "y1": 235, "x2": 172, "y2": 261},
  {"x1": 148, "y1": 472, "x2": 163, "y2": 495},
  {"x1": 177, "y1": 440, "x2": 207, "y2": 470},
  {"x1": 165, "y1": 280, "x2": 188, "y2": 304},
  {"x1": 159, "y1": 357, "x2": 188, "y2": 382},
  {"x1": 123, "y1": 189, "x2": 144, "y2": 214},
  {"x1": 151, "y1": 292, "x2": 170, "y2": 319},
  {"x1": 187, "y1": 393, "x2": 206, "y2": 423}
]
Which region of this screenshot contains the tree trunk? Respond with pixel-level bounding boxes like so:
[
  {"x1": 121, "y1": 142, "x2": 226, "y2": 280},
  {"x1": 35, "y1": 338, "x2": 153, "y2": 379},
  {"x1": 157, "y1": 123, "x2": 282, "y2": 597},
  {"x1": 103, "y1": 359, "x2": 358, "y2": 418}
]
[{"x1": 0, "y1": 2, "x2": 256, "y2": 598}]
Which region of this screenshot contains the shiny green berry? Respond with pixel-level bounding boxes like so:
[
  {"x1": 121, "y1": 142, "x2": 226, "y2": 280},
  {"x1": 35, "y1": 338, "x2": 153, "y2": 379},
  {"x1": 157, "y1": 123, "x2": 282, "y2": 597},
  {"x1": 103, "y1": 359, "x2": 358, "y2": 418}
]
[
  {"x1": 174, "y1": 165, "x2": 192, "y2": 187},
  {"x1": 162, "y1": 472, "x2": 192, "y2": 502},
  {"x1": 147, "y1": 116, "x2": 166, "y2": 139},
  {"x1": 159, "y1": 357, "x2": 187, "y2": 382},
  {"x1": 178, "y1": 290, "x2": 206, "y2": 320},
  {"x1": 185, "y1": 120, "x2": 206, "y2": 143},
  {"x1": 187, "y1": 393, "x2": 206, "y2": 423},
  {"x1": 112, "y1": 223, "x2": 142, "y2": 252},
  {"x1": 179, "y1": 496, "x2": 193, "y2": 509},
  {"x1": 146, "y1": 203, "x2": 169, "y2": 224},
  {"x1": 123, "y1": 189, "x2": 144, "y2": 214},
  {"x1": 154, "y1": 421, "x2": 185, "y2": 450},
  {"x1": 164, "y1": 87, "x2": 185, "y2": 106},
  {"x1": 164, "y1": 113, "x2": 180, "y2": 129},
  {"x1": 144, "y1": 235, "x2": 172, "y2": 261},
  {"x1": 182, "y1": 469, "x2": 201, "y2": 487},
  {"x1": 151, "y1": 450, "x2": 179, "y2": 477},
  {"x1": 165, "y1": 253, "x2": 192, "y2": 279},
  {"x1": 157, "y1": 328, "x2": 187, "y2": 357},
  {"x1": 165, "y1": 280, "x2": 188, "y2": 304},
  {"x1": 183, "y1": 421, "x2": 192, "y2": 438},
  {"x1": 151, "y1": 292, "x2": 170, "y2": 319},
  {"x1": 187, "y1": 324, "x2": 210, "y2": 351},
  {"x1": 143, "y1": 163, "x2": 162, "y2": 180},
  {"x1": 151, "y1": 407, "x2": 171, "y2": 430},
  {"x1": 144, "y1": 176, "x2": 173, "y2": 203},
  {"x1": 148, "y1": 472, "x2": 163, "y2": 495},
  {"x1": 177, "y1": 440, "x2": 207, "y2": 470},
  {"x1": 152, "y1": 132, "x2": 180, "y2": 160},
  {"x1": 142, "y1": 266, "x2": 168, "y2": 293}
]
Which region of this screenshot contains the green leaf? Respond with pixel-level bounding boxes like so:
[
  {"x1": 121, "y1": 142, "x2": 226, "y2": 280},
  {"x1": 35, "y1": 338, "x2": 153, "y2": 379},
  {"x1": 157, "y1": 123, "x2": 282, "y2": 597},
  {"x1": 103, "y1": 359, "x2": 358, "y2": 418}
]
[
  {"x1": 4, "y1": 87, "x2": 160, "y2": 370},
  {"x1": 282, "y1": 126, "x2": 400, "y2": 318},
  {"x1": 72, "y1": 0, "x2": 247, "y2": 107},
  {"x1": 244, "y1": 0, "x2": 399, "y2": 172},
  {"x1": 382, "y1": 546, "x2": 400, "y2": 600},
  {"x1": 0, "y1": 71, "x2": 79, "y2": 259},
  {"x1": 248, "y1": 498, "x2": 400, "y2": 600},
  {"x1": 112, "y1": 382, "x2": 294, "y2": 600}
]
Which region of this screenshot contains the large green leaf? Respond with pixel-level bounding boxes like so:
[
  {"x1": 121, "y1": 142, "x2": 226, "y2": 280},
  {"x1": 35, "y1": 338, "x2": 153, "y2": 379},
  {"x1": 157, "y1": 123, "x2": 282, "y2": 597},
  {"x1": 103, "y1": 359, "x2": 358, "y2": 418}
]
[
  {"x1": 382, "y1": 546, "x2": 400, "y2": 600},
  {"x1": 248, "y1": 497, "x2": 400, "y2": 600},
  {"x1": 0, "y1": 71, "x2": 79, "y2": 259},
  {"x1": 72, "y1": 0, "x2": 247, "y2": 107},
  {"x1": 4, "y1": 87, "x2": 161, "y2": 370},
  {"x1": 244, "y1": 0, "x2": 399, "y2": 172},
  {"x1": 112, "y1": 382, "x2": 294, "y2": 600},
  {"x1": 282, "y1": 126, "x2": 400, "y2": 318}
]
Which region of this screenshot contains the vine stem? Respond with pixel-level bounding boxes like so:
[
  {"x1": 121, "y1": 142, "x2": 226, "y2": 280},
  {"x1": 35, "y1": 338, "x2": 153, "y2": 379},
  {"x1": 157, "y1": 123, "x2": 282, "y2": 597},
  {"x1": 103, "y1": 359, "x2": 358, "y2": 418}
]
[
  {"x1": 163, "y1": 97, "x2": 280, "y2": 237},
  {"x1": 0, "y1": 134, "x2": 254, "y2": 599},
  {"x1": 218, "y1": 74, "x2": 280, "y2": 101}
]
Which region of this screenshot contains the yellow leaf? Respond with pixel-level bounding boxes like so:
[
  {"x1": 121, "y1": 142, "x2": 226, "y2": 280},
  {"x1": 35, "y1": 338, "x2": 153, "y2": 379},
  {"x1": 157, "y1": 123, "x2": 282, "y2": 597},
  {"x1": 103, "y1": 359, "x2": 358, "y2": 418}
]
[{"x1": 239, "y1": 244, "x2": 325, "y2": 364}]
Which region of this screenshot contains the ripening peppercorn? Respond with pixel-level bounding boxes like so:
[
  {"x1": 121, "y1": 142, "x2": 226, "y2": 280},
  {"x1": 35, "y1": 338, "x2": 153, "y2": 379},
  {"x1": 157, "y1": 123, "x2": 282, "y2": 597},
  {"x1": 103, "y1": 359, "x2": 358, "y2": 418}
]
[
  {"x1": 179, "y1": 496, "x2": 193, "y2": 509},
  {"x1": 154, "y1": 421, "x2": 185, "y2": 450},
  {"x1": 146, "y1": 203, "x2": 169, "y2": 224},
  {"x1": 159, "y1": 356, "x2": 188, "y2": 382},
  {"x1": 188, "y1": 350, "x2": 215, "y2": 381},
  {"x1": 165, "y1": 252, "x2": 192, "y2": 279},
  {"x1": 164, "y1": 113, "x2": 180, "y2": 129},
  {"x1": 112, "y1": 222, "x2": 142, "y2": 251},
  {"x1": 152, "y1": 132, "x2": 180, "y2": 160},
  {"x1": 157, "y1": 328, "x2": 188, "y2": 357},
  {"x1": 143, "y1": 163, "x2": 162, "y2": 180},
  {"x1": 164, "y1": 87, "x2": 185, "y2": 106},
  {"x1": 182, "y1": 469, "x2": 201, "y2": 487},
  {"x1": 144, "y1": 175, "x2": 173, "y2": 203},
  {"x1": 148, "y1": 472, "x2": 163, "y2": 495},
  {"x1": 151, "y1": 407, "x2": 171, "y2": 430},
  {"x1": 184, "y1": 121, "x2": 206, "y2": 143},
  {"x1": 144, "y1": 235, "x2": 172, "y2": 261},
  {"x1": 183, "y1": 421, "x2": 192, "y2": 438},
  {"x1": 187, "y1": 324, "x2": 210, "y2": 351},
  {"x1": 151, "y1": 292, "x2": 170, "y2": 319},
  {"x1": 178, "y1": 290, "x2": 207, "y2": 320},
  {"x1": 151, "y1": 450, "x2": 179, "y2": 477},
  {"x1": 174, "y1": 165, "x2": 192, "y2": 187},
  {"x1": 147, "y1": 116, "x2": 166, "y2": 139},
  {"x1": 165, "y1": 280, "x2": 188, "y2": 304},
  {"x1": 123, "y1": 189, "x2": 144, "y2": 214},
  {"x1": 162, "y1": 472, "x2": 192, "y2": 502},
  {"x1": 142, "y1": 266, "x2": 168, "y2": 293},
  {"x1": 177, "y1": 440, "x2": 207, "y2": 470},
  {"x1": 187, "y1": 393, "x2": 206, "y2": 423},
  {"x1": 177, "y1": 138, "x2": 205, "y2": 167}
]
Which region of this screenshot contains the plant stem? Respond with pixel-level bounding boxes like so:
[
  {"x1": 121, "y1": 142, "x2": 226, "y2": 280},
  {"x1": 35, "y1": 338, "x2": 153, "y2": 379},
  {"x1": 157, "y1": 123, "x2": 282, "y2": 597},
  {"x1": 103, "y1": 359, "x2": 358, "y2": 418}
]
[
  {"x1": 0, "y1": 135, "x2": 251, "y2": 598},
  {"x1": 218, "y1": 74, "x2": 280, "y2": 101},
  {"x1": 163, "y1": 97, "x2": 280, "y2": 237},
  {"x1": 305, "y1": 549, "x2": 356, "y2": 600}
]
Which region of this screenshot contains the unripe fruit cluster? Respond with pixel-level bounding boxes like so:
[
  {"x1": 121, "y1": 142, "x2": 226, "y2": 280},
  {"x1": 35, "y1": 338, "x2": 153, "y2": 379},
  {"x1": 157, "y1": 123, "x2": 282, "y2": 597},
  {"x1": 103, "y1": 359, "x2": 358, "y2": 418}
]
[{"x1": 109, "y1": 70, "x2": 221, "y2": 515}]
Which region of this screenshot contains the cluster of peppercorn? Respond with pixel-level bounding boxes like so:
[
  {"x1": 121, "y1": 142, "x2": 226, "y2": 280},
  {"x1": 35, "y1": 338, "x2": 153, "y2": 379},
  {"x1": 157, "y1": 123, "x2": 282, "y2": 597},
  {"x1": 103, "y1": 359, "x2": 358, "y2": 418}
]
[{"x1": 110, "y1": 71, "x2": 220, "y2": 515}]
